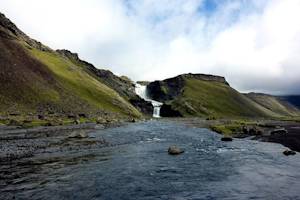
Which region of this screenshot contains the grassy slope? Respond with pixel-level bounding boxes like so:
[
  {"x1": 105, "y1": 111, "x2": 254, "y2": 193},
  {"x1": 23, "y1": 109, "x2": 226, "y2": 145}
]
[
  {"x1": 168, "y1": 78, "x2": 280, "y2": 118},
  {"x1": 0, "y1": 38, "x2": 141, "y2": 118},
  {"x1": 29, "y1": 47, "x2": 141, "y2": 117},
  {"x1": 0, "y1": 38, "x2": 60, "y2": 112}
]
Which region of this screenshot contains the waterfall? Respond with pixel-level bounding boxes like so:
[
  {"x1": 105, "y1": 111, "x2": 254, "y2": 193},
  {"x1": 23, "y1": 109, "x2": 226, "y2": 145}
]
[{"x1": 135, "y1": 83, "x2": 163, "y2": 118}]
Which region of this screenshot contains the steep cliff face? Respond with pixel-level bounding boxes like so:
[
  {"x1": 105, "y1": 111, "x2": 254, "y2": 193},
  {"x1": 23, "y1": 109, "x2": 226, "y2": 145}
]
[
  {"x1": 147, "y1": 74, "x2": 299, "y2": 118},
  {"x1": 0, "y1": 13, "x2": 141, "y2": 119}
]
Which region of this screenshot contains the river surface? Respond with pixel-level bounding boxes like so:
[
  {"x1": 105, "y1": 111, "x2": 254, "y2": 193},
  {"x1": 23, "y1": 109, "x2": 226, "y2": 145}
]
[{"x1": 1, "y1": 120, "x2": 300, "y2": 200}]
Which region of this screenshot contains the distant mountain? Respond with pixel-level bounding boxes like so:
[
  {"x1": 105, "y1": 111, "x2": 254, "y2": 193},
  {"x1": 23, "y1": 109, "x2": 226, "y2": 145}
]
[
  {"x1": 0, "y1": 13, "x2": 142, "y2": 120},
  {"x1": 146, "y1": 74, "x2": 300, "y2": 118},
  {"x1": 278, "y1": 95, "x2": 300, "y2": 109},
  {"x1": 246, "y1": 93, "x2": 300, "y2": 117}
]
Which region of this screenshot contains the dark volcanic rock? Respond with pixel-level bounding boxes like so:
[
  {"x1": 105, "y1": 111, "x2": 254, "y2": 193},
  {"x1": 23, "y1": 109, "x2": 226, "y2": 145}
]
[
  {"x1": 270, "y1": 128, "x2": 288, "y2": 135},
  {"x1": 147, "y1": 76, "x2": 185, "y2": 102},
  {"x1": 129, "y1": 98, "x2": 153, "y2": 116},
  {"x1": 221, "y1": 137, "x2": 233, "y2": 142},
  {"x1": 283, "y1": 149, "x2": 296, "y2": 156},
  {"x1": 160, "y1": 104, "x2": 182, "y2": 117},
  {"x1": 168, "y1": 146, "x2": 184, "y2": 155},
  {"x1": 242, "y1": 126, "x2": 263, "y2": 135}
]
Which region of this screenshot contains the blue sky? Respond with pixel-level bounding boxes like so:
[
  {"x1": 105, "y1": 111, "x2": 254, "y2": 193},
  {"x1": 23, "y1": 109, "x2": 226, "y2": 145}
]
[{"x1": 1, "y1": 0, "x2": 300, "y2": 94}]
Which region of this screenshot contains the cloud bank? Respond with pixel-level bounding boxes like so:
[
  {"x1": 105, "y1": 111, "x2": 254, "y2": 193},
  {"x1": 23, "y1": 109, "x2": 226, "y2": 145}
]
[{"x1": 1, "y1": 0, "x2": 300, "y2": 94}]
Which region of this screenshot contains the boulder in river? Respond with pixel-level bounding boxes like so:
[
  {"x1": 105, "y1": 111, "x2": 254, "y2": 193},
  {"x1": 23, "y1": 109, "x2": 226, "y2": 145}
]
[
  {"x1": 168, "y1": 146, "x2": 184, "y2": 155},
  {"x1": 68, "y1": 131, "x2": 88, "y2": 139},
  {"x1": 283, "y1": 149, "x2": 296, "y2": 156},
  {"x1": 271, "y1": 128, "x2": 288, "y2": 135},
  {"x1": 221, "y1": 137, "x2": 233, "y2": 142}
]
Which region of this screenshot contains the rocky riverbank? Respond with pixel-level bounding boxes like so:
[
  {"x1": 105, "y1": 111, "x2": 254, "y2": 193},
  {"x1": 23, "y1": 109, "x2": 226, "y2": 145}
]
[
  {"x1": 0, "y1": 120, "x2": 130, "y2": 163},
  {"x1": 166, "y1": 118, "x2": 300, "y2": 152},
  {"x1": 1, "y1": 117, "x2": 299, "y2": 164}
]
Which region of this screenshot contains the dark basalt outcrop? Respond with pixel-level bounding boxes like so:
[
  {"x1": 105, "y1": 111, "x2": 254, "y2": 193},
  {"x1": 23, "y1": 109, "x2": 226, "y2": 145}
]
[
  {"x1": 147, "y1": 76, "x2": 184, "y2": 102},
  {"x1": 160, "y1": 104, "x2": 182, "y2": 117},
  {"x1": 129, "y1": 98, "x2": 153, "y2": 115},
  {"x1": 57, "y1": 49, "x2": 153, "y2": 115}
]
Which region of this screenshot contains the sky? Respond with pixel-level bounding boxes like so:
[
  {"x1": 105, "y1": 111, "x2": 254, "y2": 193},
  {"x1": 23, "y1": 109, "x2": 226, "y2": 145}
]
[{"x1": 1, "y1": 0, "x2": 300, "y2": 94}]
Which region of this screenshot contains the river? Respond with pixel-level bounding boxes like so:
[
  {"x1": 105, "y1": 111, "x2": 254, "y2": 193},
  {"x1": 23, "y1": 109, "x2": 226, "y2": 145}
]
[{"x1": 1, "y1": 120, "x2": 300, "y2": 200}]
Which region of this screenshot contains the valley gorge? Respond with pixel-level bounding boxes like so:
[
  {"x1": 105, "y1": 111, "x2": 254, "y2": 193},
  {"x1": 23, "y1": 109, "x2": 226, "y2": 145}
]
[{"x1": 1, "y1": 11, "x2": 300, "y2": 200}]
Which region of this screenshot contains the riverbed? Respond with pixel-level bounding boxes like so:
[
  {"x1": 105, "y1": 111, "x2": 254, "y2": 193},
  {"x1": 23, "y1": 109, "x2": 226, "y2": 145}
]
[{"x1": 1, "y1": 120, "x2": 300, "y2": 199}]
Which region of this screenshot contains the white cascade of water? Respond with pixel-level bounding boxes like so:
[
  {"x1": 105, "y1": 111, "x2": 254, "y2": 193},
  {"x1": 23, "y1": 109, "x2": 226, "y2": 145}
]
[{"x1": 135, "y1": 83, "x2": 163, "y2": 118}]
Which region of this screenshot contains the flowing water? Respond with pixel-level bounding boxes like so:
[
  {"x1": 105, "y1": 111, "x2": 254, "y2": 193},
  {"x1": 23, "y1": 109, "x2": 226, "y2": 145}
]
[
  {"x1": 1, "y1": 120, "x2": 300, "y2": 200},
  {"x1": 135, "y1": 84, "x2": 163, "y2": 118}
]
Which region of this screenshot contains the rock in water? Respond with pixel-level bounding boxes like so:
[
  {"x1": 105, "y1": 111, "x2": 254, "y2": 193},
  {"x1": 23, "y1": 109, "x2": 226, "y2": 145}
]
[
  {"x1": 271, "y1": 128, "x2": 288, "y2": 135},
  {"x1": 168, "y1": 146, "x2": 184, "y2": 155},
  {"x1": 68, "y1": 131, "x2": 88, "y2": 139},
  {"x1": 283, "y1": 149, "x2": 296, "y2": 156},
  {"x1": 221, "y1": 137, "x2": 233, "y2": 142}
]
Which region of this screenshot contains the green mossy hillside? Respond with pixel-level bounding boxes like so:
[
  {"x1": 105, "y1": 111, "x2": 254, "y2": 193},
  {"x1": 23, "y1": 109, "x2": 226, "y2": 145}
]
[
  {"x1": 29, "y1": 48, "x2": 141, "y2": 117},
  {"x1": 165, "y1": 78, "x2": 279, "y2": 118}
]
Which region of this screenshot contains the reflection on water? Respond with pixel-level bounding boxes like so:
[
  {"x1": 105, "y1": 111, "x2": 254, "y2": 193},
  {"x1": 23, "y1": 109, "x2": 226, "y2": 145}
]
[{"x1": 1, "y1": 120, "x2": 300, "y2": 200}]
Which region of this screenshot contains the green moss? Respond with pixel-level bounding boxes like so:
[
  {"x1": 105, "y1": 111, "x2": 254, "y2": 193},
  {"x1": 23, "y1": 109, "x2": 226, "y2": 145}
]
[
  {"x1": 210, "y1": 124, "x2": 244, "y2": 136},
  {"x1": 210, "y1": 125, "x2": 234, "y2": 136},
  {"x1": 161, "y1": 85, "x2": 168, "y2": 95},
  {"x1": 22, "y1": 120, "x2": 49, "y2": 128}
]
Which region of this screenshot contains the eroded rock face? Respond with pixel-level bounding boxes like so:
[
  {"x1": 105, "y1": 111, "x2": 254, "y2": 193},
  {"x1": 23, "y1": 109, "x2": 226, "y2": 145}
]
[
  {"x1": 129, "y1": 98, "x2": 153, "y2": 116},
  {"x1": 147, "y1": 76, "x2": 185, "y2": 102}
]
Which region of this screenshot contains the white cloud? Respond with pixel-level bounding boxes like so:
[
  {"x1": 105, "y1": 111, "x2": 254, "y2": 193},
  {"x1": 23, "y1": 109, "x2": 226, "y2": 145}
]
[{"x1": 1, "y1": 0, "x2": 300, "y2": 94}]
